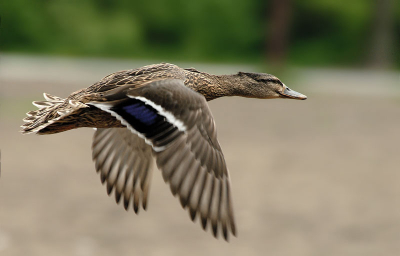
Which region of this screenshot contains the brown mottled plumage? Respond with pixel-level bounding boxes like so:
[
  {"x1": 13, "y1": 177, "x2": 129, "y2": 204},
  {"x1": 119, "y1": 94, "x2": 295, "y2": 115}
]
[{"x1": 21, "y1": 63, "x2": 307, "y2": 241}]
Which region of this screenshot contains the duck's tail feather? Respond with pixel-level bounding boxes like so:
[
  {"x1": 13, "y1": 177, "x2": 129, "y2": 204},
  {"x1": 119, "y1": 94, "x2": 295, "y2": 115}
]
[{"x1": 21, "y1": 93, "x2": 89, "y2": 135}]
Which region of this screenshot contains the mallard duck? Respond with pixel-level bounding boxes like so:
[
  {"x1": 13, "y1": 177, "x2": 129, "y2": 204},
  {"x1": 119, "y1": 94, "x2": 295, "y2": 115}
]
[{"x1": 21, "y1": 63, "x2": 307, "y2": 240}]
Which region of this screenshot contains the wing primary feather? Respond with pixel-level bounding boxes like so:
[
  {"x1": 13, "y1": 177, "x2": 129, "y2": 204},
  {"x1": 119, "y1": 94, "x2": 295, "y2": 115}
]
[
  {"x1": 179, "y1": 160, "x2": 201, "y2": 208},
  {"x1": 139, "y1": 158, "x2": 151, "y2": 190},
  {"x1": 201, "y1": 173, "x2": 215, "y2": 230},
  {"x1": 141, "y1": 163, "x2": 152, "y2": 210},
  {"x1": 106, "y1": 182, "x2": 114, "y2": 195},
  {"x1": 98, "y1": 143, "x2": 116, "y2": 183},
  {"x1": 133, "y1": 184, "x2": 140, "y2": 214},
  {"x1": 156, "y1": 136, "x2": 185, "y2": 167},
  {"x1": 169, "y1": 148, "x2": 192, "y2": 195},
  {"x1": 210, "y1": 179, "x2": 222, "y2": 238},
  {"x1": 175, "y1": 156, "x2": 196, "y2": 203},
  {"x1": 106, "y1": 142, "x2": 132, "y2": 195},
  {"x1": 93, "y1": 135, "x2": 114, "y2": 172},
  {"x1": 100, "y1": 140, "x2": 123, "y2": 184},
  {"x1": 192, "y1": 167, "x2": 208, "y2": 222},
  {"x1": 131, "y1": 158, "x2": 144, "y2": 192},
  {"x1": 114, "y1": 160, "x2": 130, "y2": 204},
  {"x1": 93, "y1": 131, "x2": 118, "y2": 177},
  {"x1": 92, "y1": 129, "x2": 114, "y2": 160},
  {"x1": 103, "y1": 139, "x2": 125, "y2": 182},
  {"x1": 220, "y1": 180, "x2": 229, "y2": 240},
  {"x1": 123, "y1": 161, "x2": 135, "y2": 210},
  {"x1": 157, "y1": 137, "x2": 186, "y2": 181},
  {"x1": 140, "y1": 156, "x2": 153, "y2": 210},
  {"x1": 189, "y1": 208, "x2": 196, "y2": 221},
  {"x1": 226, "y1": 180, "x2": 237, "y2": 236},
  {"x1": 188, "y1": 167, "x2": 206, "y2": 221},
  {"x1": 104, "y1": 149, "x2": 124, "y2": 194}
]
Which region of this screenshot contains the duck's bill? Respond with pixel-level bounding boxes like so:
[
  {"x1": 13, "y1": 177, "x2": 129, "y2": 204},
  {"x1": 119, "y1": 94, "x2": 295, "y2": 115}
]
[{"x1": 280, "y1": 85, "x2": 307, "y2": 100}]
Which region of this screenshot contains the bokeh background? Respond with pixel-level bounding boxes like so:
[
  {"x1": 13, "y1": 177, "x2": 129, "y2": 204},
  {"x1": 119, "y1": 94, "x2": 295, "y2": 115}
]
[
  {"x1": 1, "y1": 1, "x2": 400, "y2": 256},
  {"x1": 1, "y1": 0, "x2": 399, "y2": 67}
]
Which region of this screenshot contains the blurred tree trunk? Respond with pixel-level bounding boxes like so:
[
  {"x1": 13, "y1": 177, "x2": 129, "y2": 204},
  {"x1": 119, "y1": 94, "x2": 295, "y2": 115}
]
[
  {"x1": 368, "y1": 0, "x2": 395, "y2": 69},
  {"x1": 267, "y1": 0, "x2": 292, "y2": 67}
]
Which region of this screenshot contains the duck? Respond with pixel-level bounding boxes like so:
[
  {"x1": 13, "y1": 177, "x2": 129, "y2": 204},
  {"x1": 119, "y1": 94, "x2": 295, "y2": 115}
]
[{"x1": 21, "y1": 63, "x2": 307, "y2": 241}]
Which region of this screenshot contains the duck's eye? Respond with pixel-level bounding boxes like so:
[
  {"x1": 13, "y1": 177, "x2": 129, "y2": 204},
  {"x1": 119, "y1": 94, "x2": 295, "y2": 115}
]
[{"x1": 286, "y1": 87, "x2": 291, "y2": 91}]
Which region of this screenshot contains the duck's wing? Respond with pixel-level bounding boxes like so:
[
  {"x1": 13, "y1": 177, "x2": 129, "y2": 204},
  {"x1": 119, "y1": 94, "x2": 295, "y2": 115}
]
[
  {"x1": 92, "y1": 128, "x2": 153, "y2": 212},
  {"x1": 89, "y1": 79, "x2": 236, "y2": 240}
]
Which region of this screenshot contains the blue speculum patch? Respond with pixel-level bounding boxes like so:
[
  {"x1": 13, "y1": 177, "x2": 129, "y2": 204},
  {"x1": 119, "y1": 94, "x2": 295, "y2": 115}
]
[{"x1": 122, "y1": 102, "x2": 158, "y2": 125}]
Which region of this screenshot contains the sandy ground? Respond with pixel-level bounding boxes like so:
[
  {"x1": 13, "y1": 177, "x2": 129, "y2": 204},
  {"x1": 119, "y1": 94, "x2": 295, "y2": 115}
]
[{"x1": 0, "y1": 55, "x2": 400, "y2": 256}]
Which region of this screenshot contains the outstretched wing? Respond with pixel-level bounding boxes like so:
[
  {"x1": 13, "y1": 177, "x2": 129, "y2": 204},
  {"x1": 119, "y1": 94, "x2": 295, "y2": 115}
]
[
  {"x1": 89, "y1": 79, "x2": 236, "y2": 240},
  {"x1": 92, "y1": 128, "x2": 153, "y2": 213}
]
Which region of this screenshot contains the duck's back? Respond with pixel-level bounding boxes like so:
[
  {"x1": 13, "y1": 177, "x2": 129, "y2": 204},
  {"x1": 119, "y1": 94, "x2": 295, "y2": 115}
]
[{"x1": 87, "y1": 63, "x2": 187, "y2": 93}]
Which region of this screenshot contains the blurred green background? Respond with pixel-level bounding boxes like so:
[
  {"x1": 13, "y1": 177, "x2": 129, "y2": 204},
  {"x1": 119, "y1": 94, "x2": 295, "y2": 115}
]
[{"x1": 1, "y1": 0, "x2": 399, "y2": 68}]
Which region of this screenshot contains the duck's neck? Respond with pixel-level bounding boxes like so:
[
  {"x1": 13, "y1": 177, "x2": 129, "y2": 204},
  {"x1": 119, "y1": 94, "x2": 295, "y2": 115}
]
[
  {"x1": 186, "y1": 73, "x2": 250, "y2": 101},
  {"x1": 210, "y1": 74, "x2": 253, "y2": 100}
]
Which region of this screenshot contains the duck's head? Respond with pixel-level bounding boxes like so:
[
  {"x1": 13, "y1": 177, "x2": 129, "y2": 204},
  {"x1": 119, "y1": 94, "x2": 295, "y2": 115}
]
[{"x1": 236, "y1": 72, "x2": 307, "y2": 100}]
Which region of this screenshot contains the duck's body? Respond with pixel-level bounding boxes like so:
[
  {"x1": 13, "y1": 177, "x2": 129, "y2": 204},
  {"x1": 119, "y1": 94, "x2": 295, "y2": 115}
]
[{"x1": 22, "y1": 63, "x2": 306, "y2": 240}]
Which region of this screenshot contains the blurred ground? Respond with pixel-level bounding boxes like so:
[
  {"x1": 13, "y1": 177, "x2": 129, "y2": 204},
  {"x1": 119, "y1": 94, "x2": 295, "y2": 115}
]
[{"x1": 0, "y1": 55, "x2": 400, "y2": 256}]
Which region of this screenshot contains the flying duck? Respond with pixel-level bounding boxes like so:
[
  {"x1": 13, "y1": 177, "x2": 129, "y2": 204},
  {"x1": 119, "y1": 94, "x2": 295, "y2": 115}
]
[{"x1": 21, "y1": 63, "x2": 307, "y2": 240}]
